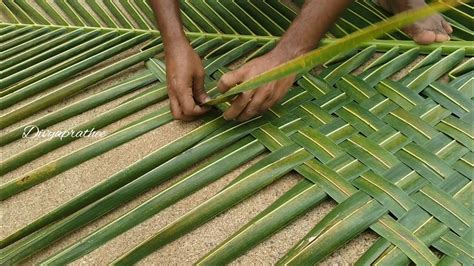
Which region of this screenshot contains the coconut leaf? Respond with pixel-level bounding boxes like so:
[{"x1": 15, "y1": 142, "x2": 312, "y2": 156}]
[
  {"x1": 1, "y1": 1, "x2": 472, "y2": 265},
  {"x1": 205, "y1": 0, "x2": 465, "y2": 105}
]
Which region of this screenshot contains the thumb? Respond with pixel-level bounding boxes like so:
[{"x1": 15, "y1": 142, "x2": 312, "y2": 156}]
[{"x1": 217, "y1": 68, "x2": 246, "y2": 93}]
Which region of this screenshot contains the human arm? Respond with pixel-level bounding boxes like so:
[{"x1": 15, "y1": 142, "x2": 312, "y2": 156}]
[
  {"x1": 149, "y1": 0, "x2": 209, "y2": 121},
  {"x1": 217, "y1": 0, "x2": 353, "y2": 121}
]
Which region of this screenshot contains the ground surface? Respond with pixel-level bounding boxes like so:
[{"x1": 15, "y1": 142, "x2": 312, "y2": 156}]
[{"x1": 1, "y1": 2, "x2": 437, "y2": 264}]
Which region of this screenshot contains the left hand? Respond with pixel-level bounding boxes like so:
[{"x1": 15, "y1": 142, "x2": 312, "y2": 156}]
[{"x1": 217, "y1": 49, "x2": 296, "y2": 122}]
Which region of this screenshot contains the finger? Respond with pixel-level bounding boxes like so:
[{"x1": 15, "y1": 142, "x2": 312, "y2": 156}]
[
  {"x1": 259, "y1": 95, "x2": 280, "y2": 113},
  {"x1": 169, "y1": 93, "x2": 185, "y2": 120},
  {"x1": 223, "y1": 91, "x2": 253, "y2": 120},
  {"x1": 192, "y1": 71, "x2": 210, "y2": 105},
  {"x1": 178, "y1": 87, "x2": 209, "y2": 117},
  {"x1": 169, "y1": 88, "x2": 196, "y2": 121},
  {"x1": 237, "y1": 88, "x2": 271, "y2": 122},
  {"x1": 169, "y1": 95, "x2": 180, "y2": 118},
  {"x1": 217, "y1": 68, "x2": 246, "y2": 93},
  {"x1": 259, "y1": 83, "x2": 290, "y2": 113}
]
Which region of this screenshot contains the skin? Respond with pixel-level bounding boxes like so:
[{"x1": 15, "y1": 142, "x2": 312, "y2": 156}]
[
  {"x1": 217, "y1": 0, "x2": 353, "y2": 121},
  {"x1": 378, "y1": 0, "x2": 453, "y2": 44},
  {"x1": 149, "y1": 0, "x2": 209, "y2": 121},
  {"x1": 149, "y1": 0, "x2": 452, "y2": 121}
]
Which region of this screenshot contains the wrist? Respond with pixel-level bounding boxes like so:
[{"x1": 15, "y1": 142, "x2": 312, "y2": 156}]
[
  {"x1": 163, "y1": 30, "x2": 189, "y2": 49},
  {"x1": 164, "y1": 35, "x2": 191, "y2": 55},
  {"x1": 271, "y1": 41, "x2": 312, "y2": 62}
]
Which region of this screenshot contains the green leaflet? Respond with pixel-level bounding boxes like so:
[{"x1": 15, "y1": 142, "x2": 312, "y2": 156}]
[
  {"x1": 433, "y1": 231, "x2": 473, "y2": 265},
  {"x1": 0, "y1": 70, "x2": 157, "y2": 146},
  {"x1": 0, "y1": 82, "x2": 167, "y2": 179},
  {"x1": 1, "y1": 1, "x2": 472, "y2": 265},
  {"x1": 408, "y1": 47, "x2": 443, "y2": 73},
  {"x1": 278, "y1": 192, "x2": 386, "y2": 265},
  {"x1": 113, "y1": 145, "x2": 312, "y2": 265},
  {"x1": 0, "y1": 41, "x2": 163, "y2": 128},
  {"x1": 321, "y1": 45, "x2": 377, "y2": 85},
  {"x1": 205, "y1": 0, "x2": 464, "y2": 105},
  {"x1": 1, "y1": 32, "x2": 151, "y2": 105},
  {"x1": 197, "y1": 180, "x2": 326, "y2": 265},
  {"x1": 370, "y1": 216, "x2": 440, "y2": 265},
  {"x1": 361, "y1": 47, "x2": 419, "y2": 86},
  {"x1": 356, "y1": 180, "x2": 473, "y2": 265},
  {"x1": 401, "y1": 48, "x2": 465, "y2": 92},
  {"x1": 353, "y1": 171, "x2": 416, "y2": 218},
  {"x1": 363, "y1": 46, "x2": 400, "y2": 71},
  {"x1": 0, "y1": 115, "x2": 227, "y2": 249},
  {"x1": 0, "y1": 107, "x2": 173, "y2": 200},
  {"x1": 0, "y1": 28, "x2": 85, "y2": 74},
  {"x1": 2, "y1": 116, "x2": 261, "y2": 264},
  {"x1": 41, "y1": 136, "x2": 266, "y2": 264},
  {"x1": 412, "y1": 184, "x2": 471, "y2": 235}
]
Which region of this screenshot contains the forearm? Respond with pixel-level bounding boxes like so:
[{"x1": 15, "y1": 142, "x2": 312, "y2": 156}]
[
  {"x1": 148, "y1": 0, "x2": 188, "y2": 47},
  {"x1": 274, "y1": 0, "x2": 353, "y2": 58}
]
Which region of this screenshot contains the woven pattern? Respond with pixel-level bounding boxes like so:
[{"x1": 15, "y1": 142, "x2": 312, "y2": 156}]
[
  {"x1": 208, "y1": 50, "x2": 472, "y2": 265},
  {"x1": 1, "y1": 0, "x2": 472, "y2": 264},
  {"x1": 190, "y1": 43, "x2": 472, "y2": 264}
]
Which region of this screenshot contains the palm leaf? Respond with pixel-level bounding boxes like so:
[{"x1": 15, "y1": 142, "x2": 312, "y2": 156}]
[
  {"x1": 1, "y1": 0, "x2": 472, "y2": 265},
  {"x1": 205, "y1": 0, "x2": 466, "y2": 105}
]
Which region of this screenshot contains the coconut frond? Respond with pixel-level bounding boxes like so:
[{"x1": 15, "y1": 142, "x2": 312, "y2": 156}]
[{"x1": 1, "y1": 0, "x2": 472, "y2": 265}]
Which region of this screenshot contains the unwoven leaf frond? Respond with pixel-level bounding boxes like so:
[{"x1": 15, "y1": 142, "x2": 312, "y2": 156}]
[{"x1": 0, "y1": 0, "x2": 472, "y2": 265}]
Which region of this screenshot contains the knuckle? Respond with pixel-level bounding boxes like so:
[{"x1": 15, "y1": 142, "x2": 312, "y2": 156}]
[
  {"x1": 238, "y1": 113, "x2": 252, "y2": 122},
  {"x1": 259, "y1": 102, "x2": 272, "y2": 112},
  {"x1": 223, "y1": 111, "x2": 234, "y2": 120},
  {"x1": 265, "y1": 89, "x2": 275, "y2": 98},
  {"x1": 170, "y1": 107, "x2": 181, "y2": 119},
  {"x1": 219, "y1": 75, "x2": 231, "y2": 88},
  {"x1": 246, "y1": 103, "x2": 258, "y2": 114},
  {"x1": 169, "y1": 85, "x2": 181, "y2": 95},
  {"x1": 247, "y1": 107, "x2": 258, "y2": 116},
  {"x1": 243, "y1": 91, "x2": 253, "y2": 99},
  {"x1": 182, "y1": 106, "x2": 195, "y2": 116}
]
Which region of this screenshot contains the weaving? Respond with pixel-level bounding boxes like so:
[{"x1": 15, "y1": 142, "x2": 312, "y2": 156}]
[{"x1": 1, "y1": 0, "x2": 472, "y2": 264}]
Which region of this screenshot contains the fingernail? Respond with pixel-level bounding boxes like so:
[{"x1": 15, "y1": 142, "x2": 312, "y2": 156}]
[{"x1": 198, "y1": 96, "x2": 211, "y2": 105}]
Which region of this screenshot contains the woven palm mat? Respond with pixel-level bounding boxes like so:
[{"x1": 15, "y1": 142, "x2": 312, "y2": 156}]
[
  {"x1": 1, "y1": 0, "x2": 473, "y2": 265},
  {"x1": 198, "y1": 47, "x2": 473, "y2": 265}
]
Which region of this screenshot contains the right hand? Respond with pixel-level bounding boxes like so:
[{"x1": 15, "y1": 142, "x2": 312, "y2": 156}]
[{"x1": 165, "y1": 42, "x2": 210, "y2": 121}]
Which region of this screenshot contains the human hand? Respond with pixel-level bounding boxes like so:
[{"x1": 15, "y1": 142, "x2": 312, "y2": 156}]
[
  {"x1": 165, "y1": 42, "x2": 210, "y2": 121},
  {"x1": 217, "y1": 49, "x2": 296, "y2": 122}
]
